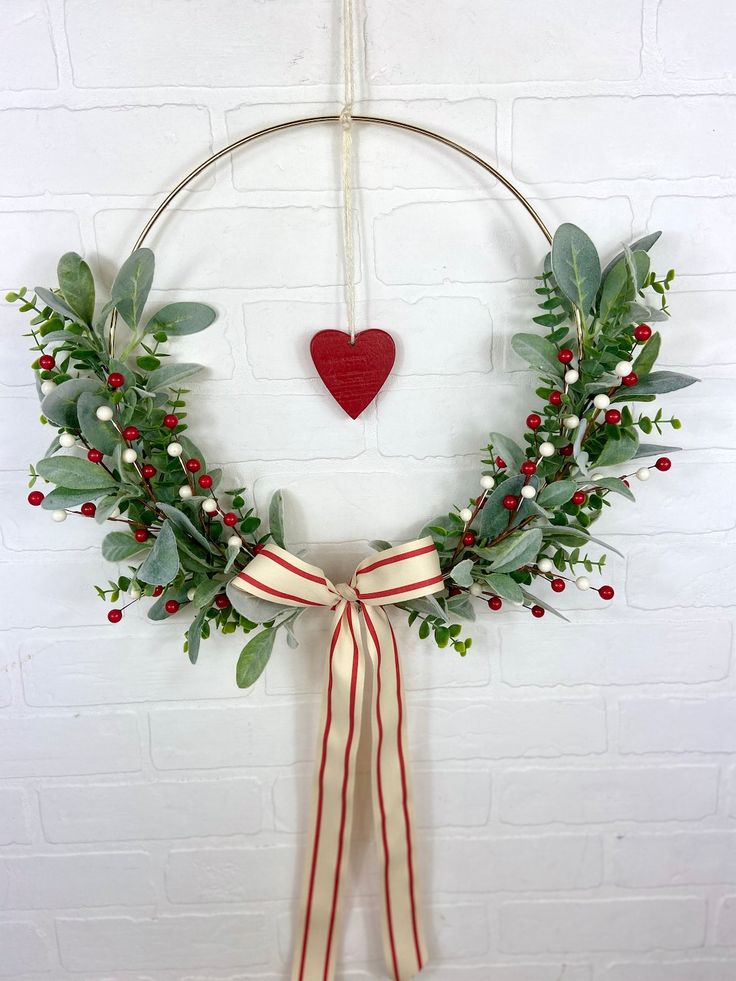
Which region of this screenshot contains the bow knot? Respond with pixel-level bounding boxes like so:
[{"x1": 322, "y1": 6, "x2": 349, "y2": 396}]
[{"x1": 231, "y1": 538, "x2": 443, "y2": 981}]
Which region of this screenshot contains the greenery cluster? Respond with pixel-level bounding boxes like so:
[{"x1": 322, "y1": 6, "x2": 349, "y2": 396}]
[{"x1": 11, "y1": 224, "x2": 696, "y2": 686}]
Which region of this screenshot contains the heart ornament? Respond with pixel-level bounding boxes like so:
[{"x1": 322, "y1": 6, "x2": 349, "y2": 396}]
[{"x1": 310, "y1": 328, "x2": 395, "y2": 419}]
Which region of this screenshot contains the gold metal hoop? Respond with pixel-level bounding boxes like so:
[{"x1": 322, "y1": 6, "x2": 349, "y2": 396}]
[{"x1": 109, "y1": 115, "x2": 580, "y2": 352}]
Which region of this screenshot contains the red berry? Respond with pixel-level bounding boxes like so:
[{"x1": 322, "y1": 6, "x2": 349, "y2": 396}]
[
  {"x1": 531, "y1": 605, "x2": 545, "y2": 618},
  {"x1": 551, "y1": 578, "x2": 566, "y2": 593},
  {"x1": 163, "y1": 414, "x2": 178, "y2": 429},
  {"x1": 198, "y1": 474, "x2": 213, "y2": 489},
  {"x1": 107, "y1": 608, "x2": 123, "y2": 623},
  {"x1": 164, "y1": 599, "x2": 180, "y2": 615},
  {"x1": 475, "y1": 495, "x2": 486, "y2": 508},
  {"x1": 488, "y1": 596, "x2": 503, "y2": 611},
  {"x1": 549, "y1": 390, "x2": 562, "y2": 406},
  {"x1": 634, "y1": 323, "x2": 652, "y2": 342},
  {"x1": 122, "y1": 426, "x2": 140, "y2": 441},
  {"x1": 152, "y1": 585, "x2": 164, "y2": 597},
  {"x1": 621, "y1": 372, "x2": 638, "y2": 387},
  {"x1": 185, "y1": 458, "x2": 201, "y2": 473},
  {"x1": 526, "y1": 413, "x2": 542, "y2": 430},
  {"x1": 559, "y1": 444, "x2": 574, "y2": 457},
  {"x1": 107, "y1": 372, "x2": 125, "y2": 389},
  {"x1": 623, "y1": 478, "x2": 630, "y2": 488},
  {"x1": 462, "y1": 531, "x2": 476, "y2": 547},
  {"x1": 571, "y1": 490, "x2": 587, "y2": 506},
  {"x1": 223, "y1": 512, "x2": 238, "y2": 527},
  {"x1": 520, "y1": 460, "x2": 537, "y2": 476},
  {"x1": 141, "y1": 464, "x2": 156, "y2": 479},
  {"x1": 503, "y1": 494, "x2": 519, "y2": 511},
  {"x1": 28, "y1": 490, "x2": 44, "y2": 506},
  {"x1": 38, "y1": 354, "x2": 55, "y2": 370},
  {"x1": 214, "y1": 594, "x2": 230, "y2": 610},
  {"x1": 134, "y1": 528, "x2": 149, "y2": 543},
  {"x1": 557, "y1": 348, "x2": 574, "y2": 364},
  {"x1": 87, "y1": 448, "x2": 103, "y2": 463},
  {"x1": 655, "y1": 456, "x2": 672, "y2": 472},
  {"x1": 599, "y1": 585, "x2": 615, "y2": 601},
  {"x1": 605, "y1": 409, "x2": 622, "y2": 425},
  {"x1": 80, "y1": 502, "x2": 96, "y2": 517},
  {"x1": 495, "y1": 456, "x2": 506, "y2": 469}
]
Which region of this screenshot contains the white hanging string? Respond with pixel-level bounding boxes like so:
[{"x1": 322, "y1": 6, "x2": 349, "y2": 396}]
[{"x1": 340, "y1": 0, "x2": 357, "y2": 343}]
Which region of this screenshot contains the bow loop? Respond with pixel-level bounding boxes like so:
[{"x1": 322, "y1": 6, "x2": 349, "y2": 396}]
[{"x1": 230, "y1": 537, "x2": 443, "y2": 981}]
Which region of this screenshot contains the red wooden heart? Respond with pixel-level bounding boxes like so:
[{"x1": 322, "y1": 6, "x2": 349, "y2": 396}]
[{"x1": 310, "y1": 329, "x2": 395, "y2": 419}]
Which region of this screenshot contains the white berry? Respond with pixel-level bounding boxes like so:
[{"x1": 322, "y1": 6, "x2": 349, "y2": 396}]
[
  {"x1": 459, "y1": 507, "x2": 473, "y2": 523},
  {"x1": 539, "y1": 441, "x2": 555, "y2": 458},
  {"x1": 520, "y1": 485, "x2": 536, "y2": 499},
  {"x1": 122, "y1": 448, "x2": 138, "y2": 464},
  {"x1": 51, "y1": 509, "x2": 67, "y2": 522},
  {"x1": 202, "y1": 498, "x2": 218, "y2": 514},
  {"x1": 469, "y1": 583, "x2": 483, "y2": 597},
  {"x1": 537, "y1": 557, "x2": 553, "y2": 574},
  {"x1": 178, "y1": 485, "x2": 193, "y2": 499},
  {"x1": 593, "y1": 393, "x2": 610, "y2": 410},
  {"x1": 128, "y1": 585, "x2": 141, "y2": 601},
  {"x1": 166, "y1": 442, "x2": 183, "y2": 458},
  {"x1": 563, "y1": 415, "x2": 580, "y2": 430},
  {"x1": 615, "y1": 360, "x2": 633, "y2": 377},
  {"x1": 58, "y1": 432, "x2": 76, "y2": 448},
  {"x1": 227, "y1": 535, "x2": 242, "y2": 549},
  {"x1": 95, "y1": 405, "x2": 114, "y2": 422},
  {"x1": 564, "y1": 369, "x2": 579, "y2": 384},
  {"x1": 636, "y1": 467, "x2": 650, "y2": 481},
  {"x1": 575, "y1": 576, "x2": 591, "y2": 591},
  {"x1": 480, "y1": 475, "x2": 495, "y2": 490},
  {"x1": 40, "y1": 380, "x2": 57, "y2": 395}
]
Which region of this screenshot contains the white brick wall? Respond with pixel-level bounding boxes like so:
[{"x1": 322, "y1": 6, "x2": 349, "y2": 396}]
[{"x1": 0, "y1": 1, "x2": 734, "y2": 977}]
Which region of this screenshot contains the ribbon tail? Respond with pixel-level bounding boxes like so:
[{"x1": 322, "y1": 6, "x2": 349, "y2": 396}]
[
  {"x1": 292, "y1": 602, "x2": 365, "y2": 981},
  {"x1": 363, "y1": 605, "x2": 427, "y2": 980}
]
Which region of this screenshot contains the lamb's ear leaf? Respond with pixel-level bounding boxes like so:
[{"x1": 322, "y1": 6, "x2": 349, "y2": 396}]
[
  {"x1": 551, "y1": 223, "x2": 601, "y2": 314},
  {"x1": 136, "y1": 520, "x2": 179, "y2": 585},
  {"x1": 111, "y1": 248, "x2": 155, "y2": 329},
  {"x1": 57, "y1": 252, "x2": 95, "y2": 325},
  {"x1": 236, "y1": 628, "x2": 277, "y2": 688},
  {"x1": 145, "y1": 301, "x2": 216, "y2": 336}
]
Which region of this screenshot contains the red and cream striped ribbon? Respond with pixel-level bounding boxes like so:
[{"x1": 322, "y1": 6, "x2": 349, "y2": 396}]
[{"x1": 231, "y1": 537, "x2": 444, "y2": 981}]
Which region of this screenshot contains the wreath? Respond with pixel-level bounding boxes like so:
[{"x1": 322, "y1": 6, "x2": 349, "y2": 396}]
[{"x1": 10, "y1": 222, "x2": 696, "y2": 687}]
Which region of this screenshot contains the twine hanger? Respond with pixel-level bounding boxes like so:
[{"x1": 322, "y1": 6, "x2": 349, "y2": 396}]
[{"x1": 340, "y1": 0, "x2": 358, "y2": 344}]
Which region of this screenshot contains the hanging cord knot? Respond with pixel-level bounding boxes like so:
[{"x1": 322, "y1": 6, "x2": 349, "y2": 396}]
[{"x1": 339, "y1": 104, "x2": 353, "y2": 130}]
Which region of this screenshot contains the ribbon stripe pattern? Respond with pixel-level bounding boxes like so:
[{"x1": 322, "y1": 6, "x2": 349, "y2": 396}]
[{"x1": 231, "y1": 538, "x2": 444, "y2": 981}]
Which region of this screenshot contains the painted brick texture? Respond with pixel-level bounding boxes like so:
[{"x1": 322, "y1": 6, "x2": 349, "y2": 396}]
[{"x1": 0, "y1": 0, "x2": 734, "y2": 977}]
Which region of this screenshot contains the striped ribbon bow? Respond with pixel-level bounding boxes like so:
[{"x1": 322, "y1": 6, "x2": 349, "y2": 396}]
[{"x1": 231, "y1": 537, "x2": 444, "y2": 981}]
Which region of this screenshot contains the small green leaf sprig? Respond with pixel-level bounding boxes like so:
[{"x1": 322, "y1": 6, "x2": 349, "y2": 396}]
[{"x1": 12, "y1": 225, "x2": 695, "y2": 686}]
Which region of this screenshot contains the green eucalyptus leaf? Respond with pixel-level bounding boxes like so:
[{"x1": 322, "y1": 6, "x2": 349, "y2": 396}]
[
  {"x1": 487, "y1": 528, "x2": 543, "y2": 574},
  {"x1": 537, "y1": 479, "x2": 577, "y2": 508},
  {"x1": 445, "y1": 591, "x2": 476, "y2": 621},
  {"x1": 478, "y1": 474, "x2": 526, "y2": 538},
  {"x1": 450, "y1": 558, "x2": 474, "y2": 587},
  {"x1": 268, "y1": 489, "x2": 285, "y2": 547},
  {"x1": 632, "y1": 332, "x2": 661, "y2": 377},
  {"x1": 145, "y1": 301, "x2": 217, "y2": 336},
  {"x1": 598, "y1": 259, "x2": 633, "y2": 323},
  {"x1": 236, "y1": 627, "x2": 277, "y2": 688},
  {"x1": 146, "y1": 362, "x2": 203, "y2": 392},
  {"x1": 102, "y1": 531, "x2": 150, "y2": 562},
  {"x1": 136, "y1": 520, "x2": 179, "y2": 585},
  {"x1": 40, "y1": 485, "x2": 114, "y2": 509},
  {"x1": 57, "y1": 252, "x2": 95, "y2": 325},
  {"x1": 400, "y1": 595, "x2": 448, "y2": 621},
  {"x1": 36, "y1": 455, "x2": 116, "y2": 490},
  {"x1": 112, "y1": 248, "x2": 155, "y2": 329},
  {"x1": 192, "y1": 579, "x2": 222, "y2": 609},
  {"x1": 40, "y1": 377, "x2": 100, "y2": 427},
  {"x1": 551, "y1": 223, "x2": 601, "y2": 314},
  {"x1": 94, "y1": 494, "x2": 123, "y2": 523},
  {"x1": 186, "y1": 604, "x2": 209, "y2": 664},
  {"x1": 511, "y1": 333, "x2": 563, "y2": 376},
  {"x1": 77, "y1": 391, "x2": 118, "y2": 455}
]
